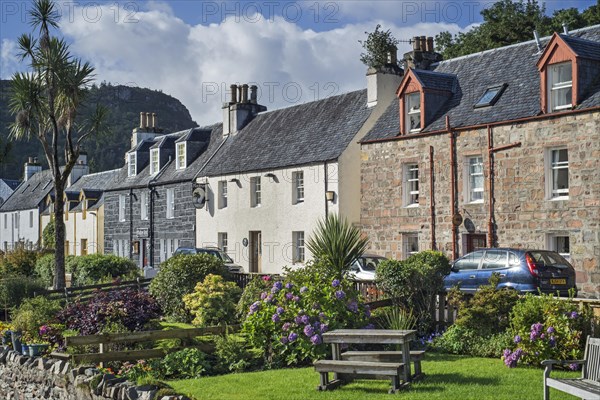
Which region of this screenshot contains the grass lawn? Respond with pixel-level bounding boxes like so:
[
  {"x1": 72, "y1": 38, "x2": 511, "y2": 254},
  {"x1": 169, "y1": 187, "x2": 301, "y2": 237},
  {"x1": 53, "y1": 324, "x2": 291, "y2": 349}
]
[{"x1": 167, "y1": 353, "x2": 581, "y2": 400}]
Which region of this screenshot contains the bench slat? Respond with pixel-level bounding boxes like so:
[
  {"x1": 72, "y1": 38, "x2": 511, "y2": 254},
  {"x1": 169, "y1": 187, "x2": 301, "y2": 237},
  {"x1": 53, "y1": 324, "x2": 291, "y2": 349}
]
[
  {"x1": 546, "y1": 378, "x2": 600, "y2": 398},
  {"x1": 341, "y1": 350, "x2": 424, "y2": 362},
  {"x1": 314, "y1": 360, "x2": 403, "y2": 376}
]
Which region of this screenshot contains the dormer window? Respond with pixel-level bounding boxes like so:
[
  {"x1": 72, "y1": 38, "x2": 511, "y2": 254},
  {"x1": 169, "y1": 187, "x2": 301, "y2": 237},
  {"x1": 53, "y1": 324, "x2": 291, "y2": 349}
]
[
  {"x1": 405, "y1": 92, "x2": 421, "y2": 133},
  {"x1": 150, "y1": 149, "x2": 159, "y2": 175},
  {"x1": 128, "y1": 153, "x2": 136, "y2": 177},
  {"x1": 176, "y1": 142, "x2": 186, "y2": 170},
  {"x1": 548, "y1": 62, "x2": 572, "y2": 111}
]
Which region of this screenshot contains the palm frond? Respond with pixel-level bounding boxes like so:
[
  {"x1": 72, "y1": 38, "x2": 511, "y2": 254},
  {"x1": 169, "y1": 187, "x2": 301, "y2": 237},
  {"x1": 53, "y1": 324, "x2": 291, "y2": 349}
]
[{"x1": 29, "y1": 0, "x2": 60, "y2": 32}]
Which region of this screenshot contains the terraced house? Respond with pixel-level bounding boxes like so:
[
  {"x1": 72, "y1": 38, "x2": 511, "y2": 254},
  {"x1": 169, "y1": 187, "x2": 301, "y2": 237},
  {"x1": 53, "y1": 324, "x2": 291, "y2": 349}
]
[{"x1": 360, "y1": 25, "x2": 600, "y2": 297}]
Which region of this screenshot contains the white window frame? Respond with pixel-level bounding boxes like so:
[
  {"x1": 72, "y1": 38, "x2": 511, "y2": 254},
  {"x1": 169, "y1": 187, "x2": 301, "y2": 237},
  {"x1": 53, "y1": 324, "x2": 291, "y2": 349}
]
[
  {"x1": 166, "y1": 188, "x2": 175, "y2": 219},
  {"x1": 293, "y1": 231, "x2": 305, "y2": 263},
  {"x1": 218, "y1": 232, "x2": 228, "y2": 254},
  {"x1": 546, "y1": 148, "x2": 569, "y2": 200},
  {"x1": 149, "y1": 149, "x2": 159, "y2": 175},
  {"x1": 176, "y1": 142, "x2": 186, "y2": 170},
  {"x1": 251, "y1": 177, "x2": 261, "y2": 207},
  {"x1": 403, "y1": 163, "x2": 419, "y2": 207},
  {"x1": 128, "y1": 153, "x2": 136, "y2": 177},
  {"x1": 119, "y1": 194, "x2": 126, "y2": 222},
  {"x1": 293, "y1": 171, "x2": 304, "y2": 204},
  {"x1": 218, "y1": 180, "x2": 228, "y2": 209},
  {"x1": 547, "y1": 234, "x2": 570, "y2": 260},
  {"x1": 141, "y1": 191, "x2": 148, "y2": 221},
  {"x1": 405, "y1": 92, "x2": 421, "y2": 133},
  {"x1": 466, "y1": 156, "x2": 484, "y2": 203},
  {"x1": 402, "y1": 233, "x2": 419, "y2": 260},
  {"x1": 547, "y1": 62, "x2": 572, "y2": 111}
]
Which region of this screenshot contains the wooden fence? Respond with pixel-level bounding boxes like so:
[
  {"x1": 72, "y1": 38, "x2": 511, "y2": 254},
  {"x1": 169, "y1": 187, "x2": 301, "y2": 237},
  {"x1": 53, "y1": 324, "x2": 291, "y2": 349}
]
[
  {"x1": 52, "y1": 324, "x2": 239, "y2": 364},
  {"x1": 40, "y1": 277, "x2": 152, "y2": 304}
]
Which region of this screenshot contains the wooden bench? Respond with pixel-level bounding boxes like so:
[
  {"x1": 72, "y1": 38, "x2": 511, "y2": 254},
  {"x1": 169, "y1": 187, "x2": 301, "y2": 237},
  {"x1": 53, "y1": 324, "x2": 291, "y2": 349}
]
[
  {"x1": 314, "y1": 360, "x2": 405, "y2": 394},
  {"x1": 542, "y1": 336, "x2": 600, "y2": 400},
  {"x1": 341, "y1": 350, "x2": 425, "y2": 380}
]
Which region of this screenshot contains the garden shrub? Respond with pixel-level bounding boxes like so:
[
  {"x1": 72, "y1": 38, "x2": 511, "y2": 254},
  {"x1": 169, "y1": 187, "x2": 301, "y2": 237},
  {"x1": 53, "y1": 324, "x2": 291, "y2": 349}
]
[
  {"x1": 34, "y1": 254, "x2": 76, "y2": 288},
  {"x1": 57, "y1": 288, "x2": 160, "y2": 335},
  {"x1": 10, "y1": 296, "x2": 61, "y2": 342},
  {"x1": 42, "y1": 218, "x2": 55, "y2": 249},
  {"x1": 0, "y1": 275, "x2": 46, "y2": 310},
  {"x1": 149, "y1": 254, "x2": 228, "y2": 322},
  {"x1": 237, "y1": 275, "x2": 274, "y2": 320},
  {"x1": 0, "y1": 246, "x2": 40, "y2": 276},
  {"x1": 183, "y1": 274, "x2": 242, "y2": 327},
  {"x1": 242, "y1": 261, "x2": 371, "y2": 366},
  {"x1": 376, "y1": 251, "x2": 451, "y2": 333},
  {"x1": 372, "y1": 305, "x2": 417, "y2": 330},
  {"x1": 502, "y1": 294, "x2": 593, "y2": 368},
  {"x1": 160, "y1": 348, "x2": 210, "y2": 379},
  {"x1": 213, "y1": 333, "x2": 260, "y2": 373},
  {"x1": 68, "y1": 254, "x2": 139, "y2": 286},
  {"x1": 432, "y1": 324, "x2": 513, "y2": 358}
]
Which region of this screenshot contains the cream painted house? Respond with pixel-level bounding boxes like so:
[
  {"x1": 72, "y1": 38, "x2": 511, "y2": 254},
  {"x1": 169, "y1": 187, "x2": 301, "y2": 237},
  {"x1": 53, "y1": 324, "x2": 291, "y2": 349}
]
[{"x1": 196, "y1": 66, "x2": 403, "y2": 274}]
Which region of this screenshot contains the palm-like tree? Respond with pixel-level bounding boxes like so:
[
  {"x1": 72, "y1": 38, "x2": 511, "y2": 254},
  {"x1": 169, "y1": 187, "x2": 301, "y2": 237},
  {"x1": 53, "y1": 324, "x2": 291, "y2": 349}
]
[
  {"x1": 9, "y1": 0, "x2": 107, "y2": 289},
  {"x1": 306, "y1": 213, "x2": 369, "y2": 279}
]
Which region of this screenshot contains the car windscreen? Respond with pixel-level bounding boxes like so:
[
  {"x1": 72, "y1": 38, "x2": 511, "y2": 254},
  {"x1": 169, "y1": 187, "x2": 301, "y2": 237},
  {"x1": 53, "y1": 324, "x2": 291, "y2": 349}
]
[{"x1": 220, "y1": 252, "x2": 234, "y2": 263}]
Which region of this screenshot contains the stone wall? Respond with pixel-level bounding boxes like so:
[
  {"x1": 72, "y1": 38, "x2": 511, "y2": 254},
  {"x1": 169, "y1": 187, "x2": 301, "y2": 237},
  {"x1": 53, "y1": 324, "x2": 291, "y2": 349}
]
[
  {"x1": 0, "y1": 348, "x2": 188, "y2": 400},
  {"x1": 360, "y1": 110, "x2": 600, "y2": 297}
]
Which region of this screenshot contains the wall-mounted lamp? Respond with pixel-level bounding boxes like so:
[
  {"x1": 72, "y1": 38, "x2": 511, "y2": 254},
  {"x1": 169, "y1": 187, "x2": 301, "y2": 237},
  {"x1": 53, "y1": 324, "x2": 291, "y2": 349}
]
[
  {"x1": 326, "y1": 191, "x2": 335, "y2": 202},
  {"x1": 264, "y1": 173, "x2": 276, "y2": 179},
  {"x1": 229, "y1": 178, "x2": 240, "y2": 183}
]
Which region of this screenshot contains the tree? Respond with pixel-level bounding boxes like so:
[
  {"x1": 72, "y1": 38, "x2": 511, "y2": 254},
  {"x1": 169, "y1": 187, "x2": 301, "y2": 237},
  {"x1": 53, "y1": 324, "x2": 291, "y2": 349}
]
[
  {"x1": 434, "y1": 0, "x2": 600, "y2": 59},
  {"x1": 9, "y1": 0, "x2": 107, "y2": 289},
  {"x1": 306, "y1": 213, "x2": 369, "y2": 279},
  {"x1": 359, "y1": 24, "x2": 399, "y2": 68}
]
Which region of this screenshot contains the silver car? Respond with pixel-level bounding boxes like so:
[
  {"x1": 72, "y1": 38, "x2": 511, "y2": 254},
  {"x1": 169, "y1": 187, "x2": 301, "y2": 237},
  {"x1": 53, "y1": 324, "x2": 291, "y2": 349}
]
[{"x1": 173, "y1": 247, "x2": 244, "y2": 273}]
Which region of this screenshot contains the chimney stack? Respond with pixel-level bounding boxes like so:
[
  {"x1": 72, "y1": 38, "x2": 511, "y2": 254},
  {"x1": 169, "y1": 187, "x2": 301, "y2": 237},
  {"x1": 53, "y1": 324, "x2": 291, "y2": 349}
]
[
  {"x1": 132, "y1": 111, "x2": 163, "y2": 149},
  {"x1": 24, "y1": 156, "x2": 42, "y2": 181},
  {"x1": 67, "y1": 152, "x2": 89, "y2": 187},
  {"x1": 403, "y1": 35, "x2": 442, "y2": 70},
  {"x1": 222, "y1": 82, "x2": 267, "y2": 137},
  {"x1": 366, "y1": 44, "x2": 403, "y2": 108}
]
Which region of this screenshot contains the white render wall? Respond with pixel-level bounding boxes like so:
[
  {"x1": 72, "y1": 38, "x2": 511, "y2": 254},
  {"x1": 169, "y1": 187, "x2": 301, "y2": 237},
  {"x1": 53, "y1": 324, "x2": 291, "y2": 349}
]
[
  {"x1": 64, "y1": 209, "x2": 101, "y2": 256},
  {"x1": 196, "y1": 163, "x2": 339, "y2": 274},
  {"x1": 0, "y1": 209, "x2": 41, "y2": 250}
]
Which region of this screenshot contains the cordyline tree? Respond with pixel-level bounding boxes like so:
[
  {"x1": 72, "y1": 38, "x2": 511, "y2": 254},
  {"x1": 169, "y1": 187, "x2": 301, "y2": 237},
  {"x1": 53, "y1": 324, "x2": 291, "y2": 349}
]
[{"x1": 9, "y1": 0, "x2": 107, "y2": 289}]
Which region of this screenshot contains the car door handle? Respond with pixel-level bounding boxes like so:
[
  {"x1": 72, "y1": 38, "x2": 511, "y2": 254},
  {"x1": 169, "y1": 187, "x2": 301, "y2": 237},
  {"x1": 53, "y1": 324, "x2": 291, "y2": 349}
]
[
  {"x1": 499, "y1": 274, "x2": 506, "y2": 278},
  {"x1": 469, "y1": 275, "x2": 476, "y2": 279}
]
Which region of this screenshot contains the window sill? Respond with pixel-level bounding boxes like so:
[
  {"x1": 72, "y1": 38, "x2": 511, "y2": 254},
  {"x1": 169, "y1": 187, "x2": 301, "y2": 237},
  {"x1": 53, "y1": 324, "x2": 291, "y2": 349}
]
[
  {"x1": 404, "y1": 203, "x2": 419, "y2": 208},
  {"x1": 549, "y1": 196, "x2": 569, "y2": 201},
  {"x1": 465, "y1": 200, "x2": 484, "y2": 205},
  {"x1": 551, "y1": 104, "x2": 573, "y2": 112}
]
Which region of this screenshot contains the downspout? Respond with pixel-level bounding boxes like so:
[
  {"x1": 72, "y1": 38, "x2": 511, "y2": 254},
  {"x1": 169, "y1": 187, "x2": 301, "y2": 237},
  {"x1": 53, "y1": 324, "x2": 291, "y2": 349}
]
[
  {"x1": 148, "y1": 184, "x2": 155, "y2": 268},
  {"x1": 447, "y1": 116, "x2": 458, "y2": 260},
  {"x1": 324, "y1": 161, "x2": 329, "y2": 216},
  {"x1": 129, "y1": 188, "x2": 133, "y2": 260},
  {"x1": 429, "y1": 146, "x2": 436, "y2": 250},
  {"x1": 487, "y1": 126, "x2": 494, "y2": 248}
]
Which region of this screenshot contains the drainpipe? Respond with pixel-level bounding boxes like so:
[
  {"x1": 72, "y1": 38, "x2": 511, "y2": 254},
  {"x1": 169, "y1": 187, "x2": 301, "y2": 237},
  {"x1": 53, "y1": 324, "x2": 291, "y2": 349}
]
[
  {"x1": 129, "y1": 188, "x2": 133, "y2": 260},
  {"x1": 429, "y1": 145, "x2": 436, "y2": 250},
  {"x1": 447, "y1": 116, "x2": 458, "y2": 260},
  {"x1": 324, "y1": 161, "x2": 329, "y2": 216},
  {"x1": 148, "y1": 185, "x2": 155, "y2": 268}
]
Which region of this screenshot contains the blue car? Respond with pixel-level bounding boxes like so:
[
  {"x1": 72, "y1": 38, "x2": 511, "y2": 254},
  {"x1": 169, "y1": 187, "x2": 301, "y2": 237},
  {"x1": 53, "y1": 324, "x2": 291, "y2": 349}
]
[{"x1": 443, "y1": 248, "x2": 577, "y2": 296}]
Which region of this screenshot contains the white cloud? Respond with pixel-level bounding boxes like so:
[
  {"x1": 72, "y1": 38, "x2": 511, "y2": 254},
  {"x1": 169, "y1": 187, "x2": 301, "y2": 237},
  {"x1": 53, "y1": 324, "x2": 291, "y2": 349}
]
[
  {"x1": 1, "y1": 39, "x2": 20, "y2": 79},
  {"x1": 58, "y1": 4, "x2": 464, "y2": 126}
]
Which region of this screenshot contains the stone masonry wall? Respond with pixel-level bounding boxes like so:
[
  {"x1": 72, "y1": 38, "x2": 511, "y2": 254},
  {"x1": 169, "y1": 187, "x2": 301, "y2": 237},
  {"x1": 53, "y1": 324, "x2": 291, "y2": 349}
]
[
  {"x1": 0, "y1": 347, "x2": 188, "y2": 400},
  {"x1": 361, "y1": 110, "x2": 600, "y2": 297}
]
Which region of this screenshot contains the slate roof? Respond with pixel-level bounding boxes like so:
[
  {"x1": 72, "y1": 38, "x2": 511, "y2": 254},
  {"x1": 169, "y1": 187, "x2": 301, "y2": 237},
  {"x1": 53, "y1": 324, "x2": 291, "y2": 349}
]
[
  {"x1": 0, "y1": 170, "x2": 54, "y2": 212},
  {"x1": 0, "y1": 179, "x2": 21, "y2": 191},
  {"x1": 413, "y1": 70, "x2": 457, "y2": 92},
  {"x1": 68, "y1": 169, "x2": 122, "y2": 193},
  {"x1": 561, "y1": 34, "x2": 600, "y2": 61},
  {"x1": 200, "y1": 89, "x2": 371, "y2": 177},
  {"x1": 362, "y1": 24, "x2": 600, "y2": 142}
]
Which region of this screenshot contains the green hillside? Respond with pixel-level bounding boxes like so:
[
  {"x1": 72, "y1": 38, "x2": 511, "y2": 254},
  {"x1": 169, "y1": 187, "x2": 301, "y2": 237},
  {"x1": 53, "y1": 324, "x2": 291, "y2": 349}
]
[{"x1": 0, "y1": 80, "x2": 198, "y2": 179}]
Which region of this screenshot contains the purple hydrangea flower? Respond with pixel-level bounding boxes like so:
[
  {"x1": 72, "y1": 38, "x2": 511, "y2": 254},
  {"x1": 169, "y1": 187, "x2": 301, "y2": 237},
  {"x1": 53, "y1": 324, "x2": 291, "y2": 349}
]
[
  {"x1": 285, "y1": 292, "x2": 294, "y2": 300},
  {"x1": 332, "y1": 279, "x2": 340, "y2": 287},
  {"x1": 282, "y1": 322, "x2": 291, "y2": 331},
  {"x1": 249, "y1": 301, "x2": 260, "y2": 314},
  {"x1": 271, "y1": 281, "x2": 283, "y2": 293},
  {"x1": 347, "y1": 300, "x2": 359, "y2": 313},
  {"x1": 285, "y1": 282, "x2": 293, "y2": 289},
  {"x1": 304, "y1": 325, "x2": 315, "y2": 337},
  {"x1": 300, "y1": 286, "x2": 308, "y2": 293},
  {"x1": 272, "y1": 314, "x2": 280, "y2": 323},
  {"x1": 318, "y1": 312, "x2": 326, "y2": 320},
  {"x1": 294, "y1": 316, "x2": 302, "y2": 324},
  {"x1": 276, "y1": 307, "x2": 285, "y2": 315},
  {"x1": 288, "y1": 332, "x2": 298, "y2": 342},
  {"x1": 260, "y1": 292, "x2": 268, "y2": 300},
  {"x1": 335, "y1": 290, "x2": 346, "y2": 300},
  {"x1": 363, "y1": 323, "x2": 375, "y2": 329},
  {"x1": 503, "y1": 348, "x2": 523, "y2": 368},
  {"x1": 292, "y1": 296, "x2": 300, "y2": 302},
  {"x1": 514, "y1": 335, "x2": 522, "y2": 344},
  {"x1": 569, "y1": 363, "x2": 579, "y2": 371},
  {"x1": 320, "y1": 323, "x2": 329, "y2": 333},
  {"x1": 301, "y1": 315, "x2": 310, "y2": 325},
  {"x1": 265, "y1": 294, "x2": 274, "y2": 303},
  {"x1": 549, "y1": 336, "x2": 556, "y2": 347},
  {"x1": 570, "y1": 311, "x2": 579, "y2": 319},
  {"x1": 547, "y1": 327, "x2": 555, "y2": 334},
  {"x1": 530, "y1": 322, "x2": 544, "y2": 341},
  {"x1": 310, "y1": 334, "x2": 322, "y2": 345},
  {"x1": 280, "y1": 336, "x2": 289, "y2": 344}
]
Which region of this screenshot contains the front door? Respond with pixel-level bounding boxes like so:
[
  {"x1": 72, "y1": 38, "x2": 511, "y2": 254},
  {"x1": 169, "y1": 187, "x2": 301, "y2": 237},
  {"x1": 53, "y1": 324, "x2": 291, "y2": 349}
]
[
  {"x1": 249, "y1": 231, "x2": 262, "y2": 273},
  {"x1": 465, "y1": 234, "x2": 487, "y2": 254}
]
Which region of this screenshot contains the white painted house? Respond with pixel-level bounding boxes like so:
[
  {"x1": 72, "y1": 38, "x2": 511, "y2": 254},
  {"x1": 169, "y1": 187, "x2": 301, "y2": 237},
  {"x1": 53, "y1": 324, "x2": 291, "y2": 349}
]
[{"x1": 196, "y1": 64, "x2": 403, "y2": 274}]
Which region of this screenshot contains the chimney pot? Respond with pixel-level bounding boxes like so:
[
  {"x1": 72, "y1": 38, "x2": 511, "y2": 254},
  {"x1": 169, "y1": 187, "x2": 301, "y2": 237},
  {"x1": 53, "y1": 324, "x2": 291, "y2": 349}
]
[
  {"x1": 412, "y1": 36, "x2": 420, "y2": 51},
  {"x1": 250, "y1": 85, "x2": 258, "y2": 104},
  {"x1": 140, "y1": 112, "x2": 145, "y2": 129},
  {"x1": 419, "y1": 36, "x2": 426, "y2": 51},
  {"x1": 145, "y1": 113, "x2": 151, "y2": 129},
  {"x1": 242, "y1": 84, "x2": 249, "y2": 103},
  {"x1": 426, "y1": 37, "x2": 434, "y2": 52},
  {"x1": 230, "y1": 84, "x2": 238, "y2": 103},
  {"x1": 562, "y1": 23, "x2": 569, "y2": 35},
  {"x1": 152, "y1": 113, "x2": 157, "y2": 129},
  {"x1": 28, "y1": 156, "x2": 34, "y2": 164},
  {"x1": 387, "y1": 46, "x2": 398, "y2": 65},
  {"x1": 238, "y1": 85, "x2": 243, "y2": 103}
]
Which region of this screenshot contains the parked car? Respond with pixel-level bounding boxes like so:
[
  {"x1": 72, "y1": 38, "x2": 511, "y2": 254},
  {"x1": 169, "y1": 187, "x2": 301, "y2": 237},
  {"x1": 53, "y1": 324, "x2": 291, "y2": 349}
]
[
  {"x1": 443, "y1": 248, "x2": 577, "y2": 296},
  {"x1": 173, "y1": 247, "x2": 244, "y2": 273},
  {"x1": 348, "y1": 254, "x2": 387, "y2": 281}
]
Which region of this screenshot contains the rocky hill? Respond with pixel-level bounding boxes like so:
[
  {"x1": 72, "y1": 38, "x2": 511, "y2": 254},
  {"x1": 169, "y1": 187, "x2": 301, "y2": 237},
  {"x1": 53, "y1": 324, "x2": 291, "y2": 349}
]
[{"x1": 0, "y1": 80, "x2": 198, "y2": 179}]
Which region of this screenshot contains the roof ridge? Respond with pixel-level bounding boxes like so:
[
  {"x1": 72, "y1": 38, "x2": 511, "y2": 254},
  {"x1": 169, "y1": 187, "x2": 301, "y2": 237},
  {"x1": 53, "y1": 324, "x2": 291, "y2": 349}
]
[{"x1": 433, "y1": 24, "x2": 600, "y2": 66}]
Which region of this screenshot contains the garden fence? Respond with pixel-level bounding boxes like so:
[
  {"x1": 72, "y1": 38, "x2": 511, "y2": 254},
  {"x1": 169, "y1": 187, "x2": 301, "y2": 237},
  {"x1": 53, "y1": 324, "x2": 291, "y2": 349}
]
[
  {"x1": 52, "y1": 324, "x2": 239, "y2": 364},
  {"x1": 39, "y1": 277, "x2": 152, "y2": 304}
]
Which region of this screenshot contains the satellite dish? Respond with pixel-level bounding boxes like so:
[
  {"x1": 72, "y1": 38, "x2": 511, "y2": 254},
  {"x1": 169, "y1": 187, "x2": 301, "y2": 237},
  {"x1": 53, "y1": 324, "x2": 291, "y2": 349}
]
[{"x1": 192, "y1": 185, "x2": 207, "y2": 209}]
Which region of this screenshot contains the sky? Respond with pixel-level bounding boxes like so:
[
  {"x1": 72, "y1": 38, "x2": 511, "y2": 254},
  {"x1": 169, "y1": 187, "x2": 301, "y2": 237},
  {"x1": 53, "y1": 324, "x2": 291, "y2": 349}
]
[{"x1": 0, "y1": 0, "x2": 596, "y2": 125}]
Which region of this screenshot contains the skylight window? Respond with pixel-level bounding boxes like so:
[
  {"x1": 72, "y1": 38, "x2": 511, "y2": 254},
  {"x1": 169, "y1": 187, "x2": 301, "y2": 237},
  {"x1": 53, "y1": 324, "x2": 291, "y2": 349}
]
[{"x1": 474, "y1": 84, "x2": 507, "y2": 108}]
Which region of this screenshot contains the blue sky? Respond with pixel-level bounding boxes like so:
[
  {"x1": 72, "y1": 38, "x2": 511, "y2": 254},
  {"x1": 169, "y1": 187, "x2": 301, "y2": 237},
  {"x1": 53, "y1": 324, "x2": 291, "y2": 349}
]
[{"x1": 1, "y1": 0, "x2": 596, "y2": 124}]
